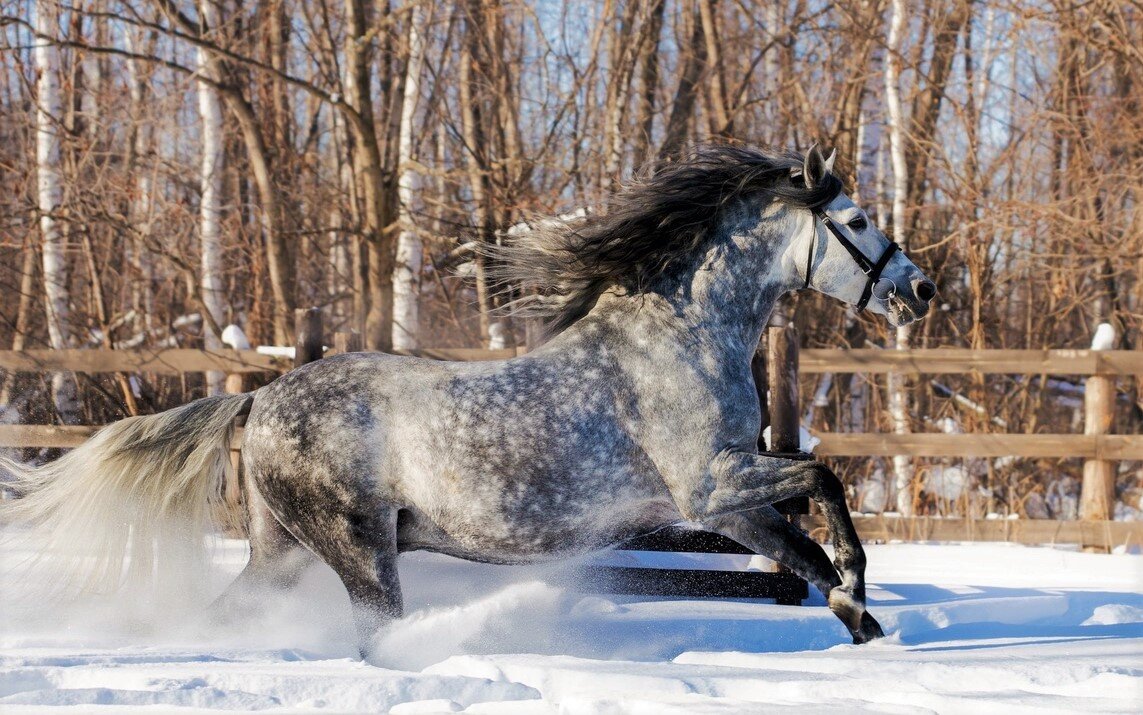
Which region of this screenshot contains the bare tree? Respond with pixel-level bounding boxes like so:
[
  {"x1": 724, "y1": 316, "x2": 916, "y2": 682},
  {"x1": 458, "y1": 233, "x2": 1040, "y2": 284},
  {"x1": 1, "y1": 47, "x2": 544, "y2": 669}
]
[
  {"x1": 884, "y1": 0, "x2": 912, "y2": 514},
  {"x1": 392, "y1": 1, "x2": 429, "y2": 350},
  {"x1": 196, "y1": 0, "x2": 227, "y2": 393},
  {"x1": 33, "y1": 0, "x2": 79, "y2": 424}
]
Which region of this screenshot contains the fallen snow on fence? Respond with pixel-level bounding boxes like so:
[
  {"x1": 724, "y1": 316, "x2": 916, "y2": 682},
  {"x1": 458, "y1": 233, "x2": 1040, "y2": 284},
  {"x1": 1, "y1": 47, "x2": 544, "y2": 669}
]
[{"x1": 2, "y1": 541, "x2": 1140, "y2": 712}]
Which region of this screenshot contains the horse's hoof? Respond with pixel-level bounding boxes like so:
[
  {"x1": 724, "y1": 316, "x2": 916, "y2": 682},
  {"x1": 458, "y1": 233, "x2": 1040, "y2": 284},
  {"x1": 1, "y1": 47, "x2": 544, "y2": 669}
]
[
  {"x1": 850, "y1": 611, "x2": 885, "y2": 644},
  {"x1": 829, "y1": 589, "x2": 884, "y2": 644}
]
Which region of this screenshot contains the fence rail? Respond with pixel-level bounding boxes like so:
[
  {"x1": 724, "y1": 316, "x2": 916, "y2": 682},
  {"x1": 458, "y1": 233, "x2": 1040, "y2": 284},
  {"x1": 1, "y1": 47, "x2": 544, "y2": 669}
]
[
  {"x1": 0, "y1": 348, "x2": 287, "y2": 374},
  {"x1": 0, "y1": 347, "x2": 521, "y2": 374},
  {"x1": 815, "y1": 433, "x2": 1143, "y2": 459},
  {"x1": 1, "y1": 347, "x2": 1140, "y2": 376},
  {"x1": 3, "y1": 347, "x2": 1141, "y2": 461},
  {"x1": 809, "y1": 514, "x2": 1141, "y2": 550},
  {"x1": 798, "y1": 348, "x2": 1143, "y2": 375},
  {"x1": 9, "y1": 425, "x2": 1140, "y2": 460}
]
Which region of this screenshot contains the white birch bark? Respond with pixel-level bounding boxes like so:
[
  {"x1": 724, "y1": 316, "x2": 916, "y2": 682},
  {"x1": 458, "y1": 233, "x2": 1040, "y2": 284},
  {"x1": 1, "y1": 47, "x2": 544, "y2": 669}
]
[
  {"x1": 392, "y1": 4, "x2": 427, "y2": 350},
  {"x1": 763, "y1": 1, "x2": 781, "y2": 143},
  {"x1": 125, "y1": 27, "x2": 156, "y2": 337},
  {"x1": 852, "y1": 109, "x2": 867, "y2": 203},
  {"x1": 35, "y1": 0, "x2": 79, "y2": 424},
  {"x1": 885, "y1": 0, "x2": 914, "y2": 515},
  {"x1": 197, "y1": 0, "x2": 227, "y2": 394}
]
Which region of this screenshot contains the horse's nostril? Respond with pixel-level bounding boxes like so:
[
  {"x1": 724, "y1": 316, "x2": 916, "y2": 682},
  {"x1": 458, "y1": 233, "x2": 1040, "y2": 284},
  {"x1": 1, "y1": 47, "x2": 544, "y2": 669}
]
[{"x1": 914, "y1": 279, "x2": 937, "y2": 303}]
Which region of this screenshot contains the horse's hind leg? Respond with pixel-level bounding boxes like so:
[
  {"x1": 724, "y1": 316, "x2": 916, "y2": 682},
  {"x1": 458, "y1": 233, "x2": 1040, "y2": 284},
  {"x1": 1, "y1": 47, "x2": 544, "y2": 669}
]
[
  {"x1": 211, "y1": 479, "x2": 316, "y2": 621},
  {"x1": 289, "y1": 502, "x2": 404, "y2": 658}
]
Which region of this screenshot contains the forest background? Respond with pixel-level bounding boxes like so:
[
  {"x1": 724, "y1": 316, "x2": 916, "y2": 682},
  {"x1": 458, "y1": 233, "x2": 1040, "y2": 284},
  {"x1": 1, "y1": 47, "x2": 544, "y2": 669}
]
[{"x1": 1, "y1": 0, "x2": 1140, "y2": 519}]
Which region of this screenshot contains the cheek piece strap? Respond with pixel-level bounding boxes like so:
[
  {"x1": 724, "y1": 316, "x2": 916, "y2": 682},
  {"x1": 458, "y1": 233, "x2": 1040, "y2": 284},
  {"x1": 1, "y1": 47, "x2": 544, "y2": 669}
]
[{"x1": 802, "y1": 210, "x2": 901, "y2": 313}]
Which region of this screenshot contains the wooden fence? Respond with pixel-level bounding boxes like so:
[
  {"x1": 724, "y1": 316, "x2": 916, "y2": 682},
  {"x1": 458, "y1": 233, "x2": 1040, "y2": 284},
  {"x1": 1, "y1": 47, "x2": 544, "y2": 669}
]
[
  {"x1": 2, "y1": 349, "x2": 1140, "y2": 456},
  {"x1": 2, "y1": 341, "x2": 1141, "y2": 548},
  {"x1": 2, "y1": 345, "x2": 1139, "y2": 455}
]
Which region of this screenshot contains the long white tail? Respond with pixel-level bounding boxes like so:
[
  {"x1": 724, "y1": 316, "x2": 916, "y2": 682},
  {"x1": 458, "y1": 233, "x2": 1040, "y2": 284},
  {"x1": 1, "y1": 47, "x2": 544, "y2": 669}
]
[{"x1": 0, "y1": 393, "x2": 252, "y2": 598}]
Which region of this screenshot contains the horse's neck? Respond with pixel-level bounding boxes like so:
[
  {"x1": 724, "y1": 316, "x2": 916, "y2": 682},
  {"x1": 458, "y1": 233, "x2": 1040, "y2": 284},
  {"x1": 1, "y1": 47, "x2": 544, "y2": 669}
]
[
  {"x1": 553, "y1": 204, "x2": 803, "y2": 361},
  {"x1": 659, "y1": 220, "x2": 794, "y2": 348},
  {"x1": 573, "y1": 232, "x2": 793, "y2": 361}
]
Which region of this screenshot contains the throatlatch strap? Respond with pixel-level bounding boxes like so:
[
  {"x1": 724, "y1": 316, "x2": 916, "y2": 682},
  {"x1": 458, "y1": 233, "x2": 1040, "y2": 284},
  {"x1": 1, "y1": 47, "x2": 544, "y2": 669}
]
[{"x1": 802, "y1": 231, "x2": 816, "y2": 290}]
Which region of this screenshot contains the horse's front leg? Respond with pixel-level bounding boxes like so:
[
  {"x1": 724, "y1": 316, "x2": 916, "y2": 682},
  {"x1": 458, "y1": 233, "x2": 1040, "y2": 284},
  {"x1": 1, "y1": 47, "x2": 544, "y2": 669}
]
[{"x1": 695, "y1": 451, "x2": 884, "y2": 643}]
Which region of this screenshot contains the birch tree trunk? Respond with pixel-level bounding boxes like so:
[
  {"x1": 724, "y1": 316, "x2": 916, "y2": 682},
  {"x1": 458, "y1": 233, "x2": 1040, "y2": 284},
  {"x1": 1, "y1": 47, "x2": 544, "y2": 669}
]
[
  {"x1": 197, "y1": 0, "x2": 227, "y2": 394},
  {"x1": 392, "y1": 3, "x2": 427, "y2": 350},
  {"x1": 124, "y1": 27, "x2": 156, "y2": 339},
  {"x1": 328, "y1": 105, "x2": 353, "y2": 327},
  {"x1": 152, "y1": 0, "x2": 296, "y2": 344},
  {"x1": 884, "y1": 0, "x2": 913, "y2": 515},
  {"x1": 34, "y1": 0, "x2": 80, "y2": 424},
  {"x1": 0, "y1": 240, "x2": 37, "y2": 409},
  {"x1": 762, "y1": 1, "x2": 781, "y2": 143},
  {"x1": 697, "y1": 0, "x2": 731, "y2": 135}
]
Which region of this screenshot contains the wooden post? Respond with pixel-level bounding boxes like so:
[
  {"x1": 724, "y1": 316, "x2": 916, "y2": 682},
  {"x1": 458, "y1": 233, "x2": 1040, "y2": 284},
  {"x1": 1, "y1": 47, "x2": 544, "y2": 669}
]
[
  {"x1": 294, "y1": 308, "x2": 324, "y2": 368},
  {"x1": 751, "y1": 337, "x2": 770, "y2": 445},
  {"x1": 224, "y1": 372, "x2": 245, "y2": 396},
  {"x1": 222, "y1": 328, "x2": 251, "y2": 532},
  {"x1": 224, "y1": 370, "x2": 246, "y2": 524},
  {"x1": 767, "y1": 325, "x2": 800, "y2": 453},
  {"x1": 766, "y1": 324, "x2": 808, "y2": 605},
  {"x1": 1080, "y1": 369, "x2": 1116, "y2": 540},
  {"x1": 334, "y1": 330, "x2": 363, "y2": 355}
]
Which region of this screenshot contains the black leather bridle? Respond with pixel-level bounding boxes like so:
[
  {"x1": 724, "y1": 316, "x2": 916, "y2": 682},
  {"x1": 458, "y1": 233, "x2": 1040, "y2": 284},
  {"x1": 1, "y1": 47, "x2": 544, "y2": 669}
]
[{"x1": 802, "y1": 209, "x2": 900, "y2": 313}]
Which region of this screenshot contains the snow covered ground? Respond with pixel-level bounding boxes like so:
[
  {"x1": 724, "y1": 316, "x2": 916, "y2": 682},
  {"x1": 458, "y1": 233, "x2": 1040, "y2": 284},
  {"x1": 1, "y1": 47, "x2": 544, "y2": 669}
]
[{"x1": 2, "y1": 539, "x2": 1141, "y2": 713}]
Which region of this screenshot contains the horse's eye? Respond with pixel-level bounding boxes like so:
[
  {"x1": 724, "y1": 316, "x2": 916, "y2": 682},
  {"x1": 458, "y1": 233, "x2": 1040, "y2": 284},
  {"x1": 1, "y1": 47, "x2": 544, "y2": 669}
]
[{"x1": 848, "y1": 217, "x2": 868, "y2": 232}]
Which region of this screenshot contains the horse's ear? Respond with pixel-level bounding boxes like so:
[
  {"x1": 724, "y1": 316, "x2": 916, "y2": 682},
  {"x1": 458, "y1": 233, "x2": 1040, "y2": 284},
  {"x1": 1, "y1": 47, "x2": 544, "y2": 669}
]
[
  {"x1": 801, "y1": 144, "x2": 837, "y2": 188},
  {"x1": 823, "y1": 148, "x2": 837, "y2": 175}
]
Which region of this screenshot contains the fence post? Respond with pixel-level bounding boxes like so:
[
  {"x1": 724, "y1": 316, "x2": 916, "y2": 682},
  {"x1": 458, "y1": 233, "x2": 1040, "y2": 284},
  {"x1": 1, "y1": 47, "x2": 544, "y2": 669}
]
[
  {"x1": 766, "y1": 324, "x2": 808, "y2": 605},
  {"x1": 294, "y1": 308, "x2": 324, "y2": 368},
  {"x1": 334, "y1": 330, "x2": 363, "y2": 355},
  {"x1": 1080, "y1": 358, "x2": 1116, "y2": 546},
  {"x1": 767, "y1": 324, "x2": 800, "y2": 454},
  {"x1": 223, "y1": 326, "x2": 251, "y2": 397},
  {"x1": 222, "y1": 328, "x2": 251, "y2": 531}
]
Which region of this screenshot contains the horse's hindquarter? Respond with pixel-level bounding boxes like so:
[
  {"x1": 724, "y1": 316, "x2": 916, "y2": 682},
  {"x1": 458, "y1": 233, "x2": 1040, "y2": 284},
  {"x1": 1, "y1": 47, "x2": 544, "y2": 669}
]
[
  {"x1": 244, "y1": 350, "x2": 679, "y2": 562},
  {"x1": 242, "y1": 353, "x2": 432, "y2": 554}
]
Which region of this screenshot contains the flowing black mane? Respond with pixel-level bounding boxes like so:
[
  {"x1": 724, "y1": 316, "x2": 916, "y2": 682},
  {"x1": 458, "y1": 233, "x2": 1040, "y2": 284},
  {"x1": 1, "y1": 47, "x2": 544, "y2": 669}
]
[{"x1": 483, "y1": 145, "x2": 844, "y2": 336}]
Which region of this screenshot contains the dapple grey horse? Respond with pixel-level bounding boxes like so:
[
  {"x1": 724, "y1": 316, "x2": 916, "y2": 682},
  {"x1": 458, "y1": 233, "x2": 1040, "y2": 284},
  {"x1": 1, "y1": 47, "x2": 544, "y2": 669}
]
[{"x1": 2, "y1": 146, "x2": 935, "y2": 654}]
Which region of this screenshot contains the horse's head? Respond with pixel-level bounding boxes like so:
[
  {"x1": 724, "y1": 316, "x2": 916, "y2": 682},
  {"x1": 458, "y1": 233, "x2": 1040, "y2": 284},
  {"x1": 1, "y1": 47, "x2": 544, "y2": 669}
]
[{"x1": 793, "y1": 145, "x2": 936, "y2": 327}]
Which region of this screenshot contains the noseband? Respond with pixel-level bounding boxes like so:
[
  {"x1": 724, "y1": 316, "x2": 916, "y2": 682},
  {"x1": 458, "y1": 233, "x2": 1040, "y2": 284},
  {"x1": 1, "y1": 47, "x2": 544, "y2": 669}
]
[{"x1": 802, "y1": 209, "x2": 900, "y2": 313}]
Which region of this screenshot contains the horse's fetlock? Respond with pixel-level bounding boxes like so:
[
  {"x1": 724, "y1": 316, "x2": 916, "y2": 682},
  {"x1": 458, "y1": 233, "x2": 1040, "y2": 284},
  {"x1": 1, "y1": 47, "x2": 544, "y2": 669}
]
[{"x1": 836, "y1": 548, "x2": 866, "y2": 574}]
